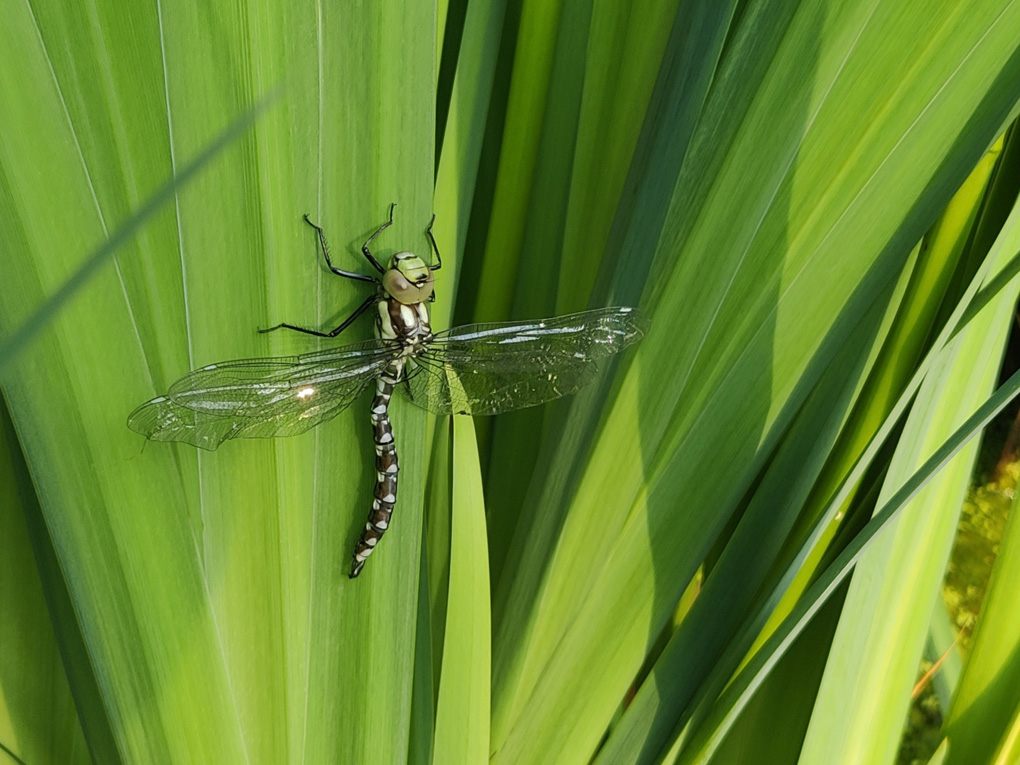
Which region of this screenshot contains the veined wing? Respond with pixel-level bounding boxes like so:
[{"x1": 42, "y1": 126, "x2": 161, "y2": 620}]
[
  {"x1": 128, "y1": 338, "x2": 401, "y2": 450},
  {"x1": 404, "y1": 306, "x2": 647, "y2": 415}
]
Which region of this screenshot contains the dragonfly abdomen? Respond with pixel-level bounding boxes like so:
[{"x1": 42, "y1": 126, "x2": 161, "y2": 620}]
[
  {"x1": 350, "y1": 359, "x2": 404, "y2": 578},
  {"x1": 349, "y1": 288, "x2": 431, "y2": 578}
]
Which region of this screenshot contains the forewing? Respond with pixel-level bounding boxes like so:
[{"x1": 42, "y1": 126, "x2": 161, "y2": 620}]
[
  {"x1": 403, "y1": 307, "x2": 647, "y2": 415},
  {"x1": 128, "y1": 339, "x2": 399, "y2": 450}
]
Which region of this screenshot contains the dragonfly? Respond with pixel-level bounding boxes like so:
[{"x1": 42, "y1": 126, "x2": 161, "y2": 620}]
[{"x1": 129, "y1": 205, "x2": 647, "y2": 578}]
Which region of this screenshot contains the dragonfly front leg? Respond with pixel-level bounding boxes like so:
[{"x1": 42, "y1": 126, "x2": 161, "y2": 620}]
[
  {"x1": 360, "y1": 203, "x2": 396, "y2": 274},
  {"x1": 425, "y1": 213, "x2": 442, "y2": 271},
  {"x1": 303, "y1": 214, "x2": 382, "y2": 283}
]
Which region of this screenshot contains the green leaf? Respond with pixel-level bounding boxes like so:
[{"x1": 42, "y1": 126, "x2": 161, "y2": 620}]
[
  {"x1": 433, "y1": 417, "x2": 490, "y2": 763},
  {"x1": 595, "y1": 244, "x2": 909, "y2": 764},
  {"x1": 491, "y1": 2, "x2": 1020, "y2": 762},
  {"x1": 0, "y1": 403, "x2": 94, "y2": 764},
  {"x1": 798, "y1": 166, "x2": 1020, "y2": 765},
  {"x1": 942, "y1": 417, "x2": 1020, "y2": 763},
  {"x1": 0, "y1": 2, "x2": 435, "y2": 761},
  {"x1": 678, "y1": 339, "x2": 1020, "y2": 762},
  {"x1": 7, "y1": 0, "x2": 1020, "y2": 761}
]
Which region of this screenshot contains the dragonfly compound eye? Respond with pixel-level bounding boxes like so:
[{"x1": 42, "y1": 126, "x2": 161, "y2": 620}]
[{"x1": 384, "y1": 252, "x2": 435, "y2": 304}]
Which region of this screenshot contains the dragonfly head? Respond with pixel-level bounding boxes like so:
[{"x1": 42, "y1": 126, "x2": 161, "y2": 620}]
[{"x1": 383, "y1": 251, "x2": 435, "y2": 304}]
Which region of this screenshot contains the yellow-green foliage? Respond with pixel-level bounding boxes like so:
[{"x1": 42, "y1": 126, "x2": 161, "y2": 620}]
[{"x1": 4, "y1": 2, "x2": 1020, "y2": 764}]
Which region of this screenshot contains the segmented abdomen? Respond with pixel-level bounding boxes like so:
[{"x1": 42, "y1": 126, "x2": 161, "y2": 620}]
[{"x1": 350, "y1": 359, "x2": 404, "y2": 578}]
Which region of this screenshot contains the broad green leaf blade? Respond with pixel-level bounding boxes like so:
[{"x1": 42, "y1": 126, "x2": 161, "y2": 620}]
[
  {"x1": 0, "y1": 405, "x2": 92, "y2": 764},
  {"x1": 433, "y1": 416, "x2": 490, "y2": 763},
  {"x1": 243, "y1": 4, "x2": 437, "y2": 762},
  {"x1": 491, "y1": 3, "x2": 1020, "y2": 762},
  {"x1": 0, "y1": 2, "x2": 435, "y2": 763},
  {"x1": 0, "y1": 100, "x2": 268, "y2": 372},
  {"x1": 942, "y1": 439, "x2": 1020, "y2": 763},
  {"x1": 0, "y1": 3, "x2": 252, "y2": 758}
]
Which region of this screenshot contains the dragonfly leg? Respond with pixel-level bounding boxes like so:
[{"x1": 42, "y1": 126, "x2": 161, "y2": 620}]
[
  {"x1": 425, "y1": 214, "x2": 442, "y2": 271},
  {"x1": 302, "y1": 214, "x2": 380, "y2": 283},
  {"x1": 361, "y1": 203, "x2": 395, "y2": 274},
  {"x1": 259, "y1": 293, "x2": 377, "y2": 338}
]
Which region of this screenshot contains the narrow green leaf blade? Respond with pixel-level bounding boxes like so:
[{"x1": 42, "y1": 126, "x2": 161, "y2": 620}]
[
  {"x1": 679, "y1": 360, "x2": 1020, "y2": 763},
  {"x1": 943, "y1": 423, "x2": 1020, "y2": 763},
  {"x1": 798, "y1": 189, "x2": 1020, "y2": 765},
  {"x1": 433, "y1": 416, "x2": 491, "y2": 764}
]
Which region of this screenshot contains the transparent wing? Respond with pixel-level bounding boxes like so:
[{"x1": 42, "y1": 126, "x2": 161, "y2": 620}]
[
  {"x1": 128, "y1": 338, "x2": 401, "y2": 450},
  {"x1": 403, "y1": 306, "x2": 647, "y2": 415}
]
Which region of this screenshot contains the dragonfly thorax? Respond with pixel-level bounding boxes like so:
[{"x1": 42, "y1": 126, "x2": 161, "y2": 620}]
[
  {"x1": 376, "y1": 295, "x2": 432, "y2": 348},
  {"x1": 383, "y1": 251, "x2": 435, "y2": 304}
]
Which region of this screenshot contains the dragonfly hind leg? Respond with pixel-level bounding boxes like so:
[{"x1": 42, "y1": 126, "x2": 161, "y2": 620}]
[{"x1": 258, "y1": 293, "x2": 377, "y2": 339}]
